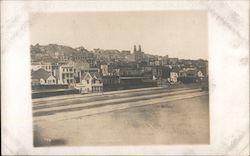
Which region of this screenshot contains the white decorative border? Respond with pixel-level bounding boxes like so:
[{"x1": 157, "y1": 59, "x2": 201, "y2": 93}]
[{"x1": 1, "y1": 0, "x2": 249, "y2": 155}]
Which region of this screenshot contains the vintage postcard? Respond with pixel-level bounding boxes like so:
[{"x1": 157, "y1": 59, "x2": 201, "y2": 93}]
[
  {"x1": 31, "y1": 11, "x2": 209, "y2": 146},
  {"x1": 1, "y1": 1, "x2": 249, "y2": 155}
]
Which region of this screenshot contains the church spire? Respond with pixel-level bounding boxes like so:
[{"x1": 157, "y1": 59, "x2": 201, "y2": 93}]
[
  {"x1": 133, "y1": 45, "x2": 137, "y2": 53},
  {"x1": 138, "y1": 45, "x2": 141, "y2": 52}
]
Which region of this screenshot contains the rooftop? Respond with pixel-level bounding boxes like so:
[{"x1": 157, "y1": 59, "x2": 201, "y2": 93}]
[{"x1": 31, "y1": 68, "x2": 53, "y2": 80}]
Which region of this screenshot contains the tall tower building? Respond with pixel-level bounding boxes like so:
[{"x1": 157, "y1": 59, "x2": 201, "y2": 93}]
[
  {"x1": 133, "y1": 44, "x2": 144, "y2": 61},
  {"x1": 138, "y1": 45, "x2": 141, "y2": 52},
  {"x1": 133, "y1": 45, "x2": 137, "y2": 53}
]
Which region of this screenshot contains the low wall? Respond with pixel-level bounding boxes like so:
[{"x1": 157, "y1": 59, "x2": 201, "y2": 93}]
[
  {"x1": 103, "y1": 82, "x2": 157, "y2": 92},
  {"x1": 32, "y1": 84, "x2": 69, "y2": 90},
  {"x1": 32, "y1": 89, "x2": 79, "y2": 99}
]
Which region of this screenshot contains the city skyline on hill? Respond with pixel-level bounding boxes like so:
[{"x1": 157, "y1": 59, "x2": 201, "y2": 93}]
[{"x1": 31, "y1": 43, "x2": 208, "y2": 61}]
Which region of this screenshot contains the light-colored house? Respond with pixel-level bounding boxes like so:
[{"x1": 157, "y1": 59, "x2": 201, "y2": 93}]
[
  {"x1": 197, "y1": 70, "x2": 205, "y2": 82},
  {"x1": 100, "y1": 64, "x2": 109, "y2": 76},
  {"x1": 58, "y1": 64, "x2": 74, "y2": 84},
  {"x1": 76, "y1": 72, "x2": 103, "y2": 93},
  {"x1": 31, "y1": 62, "x2": 42, "y2": 71},
  {"x1": 31, "y1": 62, "x2": 53, "y2": 75},
  {"x1": 31, "y1": 68, "x2": 57, "y2": 85},
  {"x1": 179, "y1": 67, "x2": 197, "y2": 78},
  {"x1": 41, "y1": 62, "x2": 53, "y2": 75},
  {"x1": 170, "y1": 71, "x2": 178, "y2": 83},
  {"x1": 197, "y1": 70, "x2": 204, "y2": 78},
  {"x1": 72, "y1": 61, "x2": 90, "y2": 83}
]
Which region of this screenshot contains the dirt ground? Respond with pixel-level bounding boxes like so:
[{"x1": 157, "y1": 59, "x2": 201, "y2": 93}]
[{"x1": 34, "y1": 95, "x2": 209, "y2": 146}]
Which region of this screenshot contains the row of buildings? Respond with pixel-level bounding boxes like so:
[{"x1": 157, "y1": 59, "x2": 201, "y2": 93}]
[
  {"x1": 31, "y1": 44, "x2": 203, "y2": 68},
  {"x1": 31, "y1": 44, "x2": 208, "y2": 93},
  {"x1": 31, "y1": 61, "x2": 103, "y2": 93}
]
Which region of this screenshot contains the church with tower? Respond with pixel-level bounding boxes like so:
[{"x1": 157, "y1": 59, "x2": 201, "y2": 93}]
[{"x1": 133, "y1": 45, "x2": 144, "y2": 61}]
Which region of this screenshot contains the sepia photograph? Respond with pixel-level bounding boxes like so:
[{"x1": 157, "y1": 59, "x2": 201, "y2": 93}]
[
  {"x1": 2, "y1": 0, "x2": 249, "y2": 155},
  {"x1": 30, "y1": 11, "x2": 210, "y2": 146}
]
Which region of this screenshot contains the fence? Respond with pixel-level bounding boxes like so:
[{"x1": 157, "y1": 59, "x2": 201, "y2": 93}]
[
  {"x1": 32, "y1": 89, "x2": 79, "y2": 99},
  {"x1": 32, "y1": 84, "x2": 69, "y2": 90}
]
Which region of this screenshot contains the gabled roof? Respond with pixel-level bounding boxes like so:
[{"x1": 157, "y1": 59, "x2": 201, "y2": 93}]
[
  {"x1": 31, "y1": 68, "x2": 53, "y2": 80},
  {"x1": 82, "y1": 72, "x2": 90, "y2": 80},
  {"x1": 89, "y1": 72, "x2": 101, "y2": 79},
  {"x1": 82, "y1": 72, "x2": 102, "y2": 80}
]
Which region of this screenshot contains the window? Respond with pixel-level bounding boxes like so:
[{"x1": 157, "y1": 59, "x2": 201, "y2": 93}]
[
  {"x1": 62, "y1": 74, "x2": 65, "y2": 79},
  {"x1": 87, "y1": 80, "x2": 89, "y2": 84}
]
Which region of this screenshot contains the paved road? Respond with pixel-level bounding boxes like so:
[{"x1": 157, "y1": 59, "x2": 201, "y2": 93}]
[{"x1": 33, "y1": 87, "x2": 208, "y2": 122}]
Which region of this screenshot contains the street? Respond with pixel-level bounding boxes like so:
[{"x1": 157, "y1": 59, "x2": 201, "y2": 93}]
[{"x1": 33, "y1": 86, "x2": 209, "y2": 146}]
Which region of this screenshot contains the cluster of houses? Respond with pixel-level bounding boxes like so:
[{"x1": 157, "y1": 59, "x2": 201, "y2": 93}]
[
  {"x1": 31, "y1": 44, "x2": 208, "y2": 93},
  {"x1": 31, "y1": 61, "x2": 103, "y2": 93}
]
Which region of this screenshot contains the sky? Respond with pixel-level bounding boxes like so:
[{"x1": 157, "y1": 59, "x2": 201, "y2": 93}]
[{"x1": 30, "y1": 11, "x2": 208, "y2": 60}]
